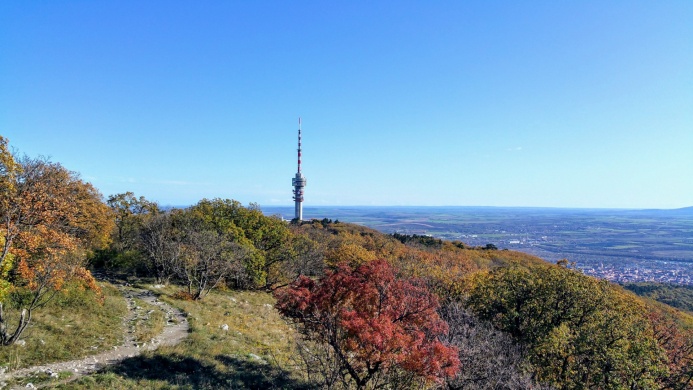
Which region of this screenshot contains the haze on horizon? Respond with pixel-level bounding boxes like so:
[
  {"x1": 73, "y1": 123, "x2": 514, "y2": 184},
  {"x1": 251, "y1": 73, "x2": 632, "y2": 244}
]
[{"x1": 2, "y1": 2, "x2": 691, "y2": 209}]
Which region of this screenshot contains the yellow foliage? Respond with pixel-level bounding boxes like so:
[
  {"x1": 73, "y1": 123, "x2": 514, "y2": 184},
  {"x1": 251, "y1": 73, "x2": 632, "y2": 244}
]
[{"x1": 326, "y1": 243, "x2": 377, "y2": 268}]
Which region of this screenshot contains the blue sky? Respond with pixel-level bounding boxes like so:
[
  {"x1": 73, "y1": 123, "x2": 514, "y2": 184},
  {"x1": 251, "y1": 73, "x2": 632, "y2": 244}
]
[{"x1": 1, "y1": 1, "x2": 692, "y2": 209}]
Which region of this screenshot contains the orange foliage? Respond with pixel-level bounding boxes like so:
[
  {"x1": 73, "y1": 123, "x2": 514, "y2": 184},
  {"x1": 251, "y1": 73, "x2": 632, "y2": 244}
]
[
  {"x1": 8, "y1": 158, "x2": 110, "y2": 303},
  {"x1": 1, "y1": 141, "x2": 111, "y2": 345}
]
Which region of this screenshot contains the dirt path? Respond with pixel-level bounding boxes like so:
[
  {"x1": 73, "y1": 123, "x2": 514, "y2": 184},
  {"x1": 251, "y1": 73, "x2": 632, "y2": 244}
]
[{"x1": 0, "y1": 284, "x2": 189, "y2": 388}]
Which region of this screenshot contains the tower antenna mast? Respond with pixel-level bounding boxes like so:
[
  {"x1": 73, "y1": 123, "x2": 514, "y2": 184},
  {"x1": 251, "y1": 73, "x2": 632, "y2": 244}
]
[
  {"x1": 292, "y1": 118, "x2": 307, "y2": 221},
  {"x1": 298, "y1": 117, "x2": 302, "y2": 173}
]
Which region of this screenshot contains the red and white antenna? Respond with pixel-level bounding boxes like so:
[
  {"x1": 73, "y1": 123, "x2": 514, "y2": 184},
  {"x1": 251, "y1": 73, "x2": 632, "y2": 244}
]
[{"x1": 297, "y1": 117, "x2": 302, "y2": 173}]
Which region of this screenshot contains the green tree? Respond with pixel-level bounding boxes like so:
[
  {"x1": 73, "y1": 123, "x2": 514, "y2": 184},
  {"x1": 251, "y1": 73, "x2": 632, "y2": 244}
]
[
  {"x1": 467, "y1": 262, "x2": 666, "y2": 389},
  {"x1": 281, "y1": 234, "x2": 325, "y2": 282},
  {"x1": 99, "y1": 192, "x2": 160, "y2": 271},
  {"x1": 173, "y1": 213, "x2": 250, "y2": 300},
  {"x1": 107, "y1": 191, "x2": 159, "y2": 250},
  {"x1": 188, "y1": 199, "x2": 292, "y2": 289}
]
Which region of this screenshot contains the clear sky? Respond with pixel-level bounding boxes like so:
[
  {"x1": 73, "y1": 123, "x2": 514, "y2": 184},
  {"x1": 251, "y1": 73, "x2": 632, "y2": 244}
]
[{"x1": 1, "y1": 1, "x2": 692, "y2": 209}]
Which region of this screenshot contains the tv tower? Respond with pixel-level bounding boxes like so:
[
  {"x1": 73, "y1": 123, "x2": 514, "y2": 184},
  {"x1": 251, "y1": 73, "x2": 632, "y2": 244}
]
[{"x1": 292, "y1": 118, "x2": 307, "y2": 221}]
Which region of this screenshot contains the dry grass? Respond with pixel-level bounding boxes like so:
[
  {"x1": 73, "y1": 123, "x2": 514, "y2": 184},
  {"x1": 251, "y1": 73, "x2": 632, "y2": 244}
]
[
  {"x1": 0, "y1": 283, "x2": 127, "y2": 371},
  {"x1": 130, "y1": 297, "x2": 166, "y2": 344},
  {"x1": 57, "y1": 286, "x2": 314, "y2": 389}
]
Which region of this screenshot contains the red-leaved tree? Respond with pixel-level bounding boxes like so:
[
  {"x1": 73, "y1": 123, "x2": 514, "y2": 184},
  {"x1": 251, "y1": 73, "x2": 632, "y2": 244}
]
[{"x1": 275, "y1": 259, "x2": 459, "y2": 389}]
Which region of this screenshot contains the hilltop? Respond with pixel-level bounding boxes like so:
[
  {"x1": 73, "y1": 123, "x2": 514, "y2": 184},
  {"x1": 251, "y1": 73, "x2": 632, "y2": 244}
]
[{"x1": 1, "y1": 140, "x2": 691, "y2": 389}]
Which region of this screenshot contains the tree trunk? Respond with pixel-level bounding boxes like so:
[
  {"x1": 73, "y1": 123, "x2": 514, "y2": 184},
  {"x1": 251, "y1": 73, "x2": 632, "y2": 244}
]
[{"x1": 0, "y1": 303, "x2": 32, "y2": 346}]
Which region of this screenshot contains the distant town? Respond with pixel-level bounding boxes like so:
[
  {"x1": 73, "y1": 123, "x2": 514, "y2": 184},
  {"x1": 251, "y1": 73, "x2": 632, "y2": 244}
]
[{"x1": 472, "y1": 236, "x2": 692, "y2": 285}]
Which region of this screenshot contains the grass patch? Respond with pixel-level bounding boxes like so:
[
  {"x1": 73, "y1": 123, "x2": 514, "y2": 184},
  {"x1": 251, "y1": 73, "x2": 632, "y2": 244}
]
[
  {"x1": 0, "y1": 282, "x2": 127, "y2": 371},
  {"x1": 62, "y1": 287, "x2": 314, "y2": 389},
  {"x1": 5, "y1": 370, "x2": 74, "y2": 389}
]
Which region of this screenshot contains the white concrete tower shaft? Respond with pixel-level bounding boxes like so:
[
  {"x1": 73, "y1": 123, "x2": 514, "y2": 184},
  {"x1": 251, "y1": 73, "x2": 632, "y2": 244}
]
[{"x1": 292, "y1": 118, "x2": 307, "y2": 221}]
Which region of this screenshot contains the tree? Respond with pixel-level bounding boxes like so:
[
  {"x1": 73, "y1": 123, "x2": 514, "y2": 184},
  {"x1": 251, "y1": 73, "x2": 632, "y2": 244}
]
[
  {"x1": 281, "y1": 234, "x2": 325, "y2": 283},
  {"x1": 176, "y1": 227, "x2": 248, "y2": 300},
  {"x1": 0, "y1": 137, "x2": 22, "y2": 304},
  {"x1": 187, "y1": 199, "x2": 292, "y2": 289},
  {"x1": 466, "y1": 263, "x2": 666, "y2": 389},
  {"x1": 0, "y1": 140, "x2": 112, "y2": 345},
  {"x1": 138, "y1": 212, "x2": 180, "y2": 284},
  {"x1": 439, "y1": 301, "x2": 548, "y2": 390},
  {"x1": 96, "y1": 192, "x2": 160, "y2": 271},
  {"x1": 275, "y1": 259, "x2": 460, "y2": 389},
  {"x1": 107, "y1": 191, "x2": 159, "y2": 250},
  {"x1": 647, "y1": 309, "x2": 693, "y2": 389},
  {"x1": 325, "y1": 243, "x2": 376, "y2": 268}
]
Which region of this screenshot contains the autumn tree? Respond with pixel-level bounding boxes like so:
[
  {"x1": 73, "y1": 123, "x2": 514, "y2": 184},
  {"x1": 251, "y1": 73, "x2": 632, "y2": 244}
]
[
  {"x1": 275, "y1": 259, "x2": 460, "y2": 389},
  {"x1": 647, "y1": 309, "x2": 693, "y2": 389},
  {"x1": 0, "y1": 138, "x2": 112, "y2": 345},
  {"x1": 325, "y1": 242, "x2": 376, "y2": 268},
  {"x1": 466, "y1": 262, "x2": 667, "y2": 389},
  {"x1": 0, "y1": 136, "x2": 22, "y2": 302}
]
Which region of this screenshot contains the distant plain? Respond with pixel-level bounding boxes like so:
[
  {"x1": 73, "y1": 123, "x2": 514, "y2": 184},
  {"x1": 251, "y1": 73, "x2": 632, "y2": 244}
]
[{"x1": 263, "y1": 206, "x2": 693, "y2": 285}]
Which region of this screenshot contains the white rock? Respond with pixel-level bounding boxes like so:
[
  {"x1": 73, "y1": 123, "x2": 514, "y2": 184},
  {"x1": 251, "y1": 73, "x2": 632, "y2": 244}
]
[
  {"x1": 221, "y1": 324, "x2": 229, "y2": 331},
  {"x1": 25, "y1": 383, "x2": 36, "y2": 389},
  {"x1": 248, "y1": 353, "x2": 267, "y2": 364},
  {"x1": 15, "y1": 340, "x2": 26, "y2": 347}
]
